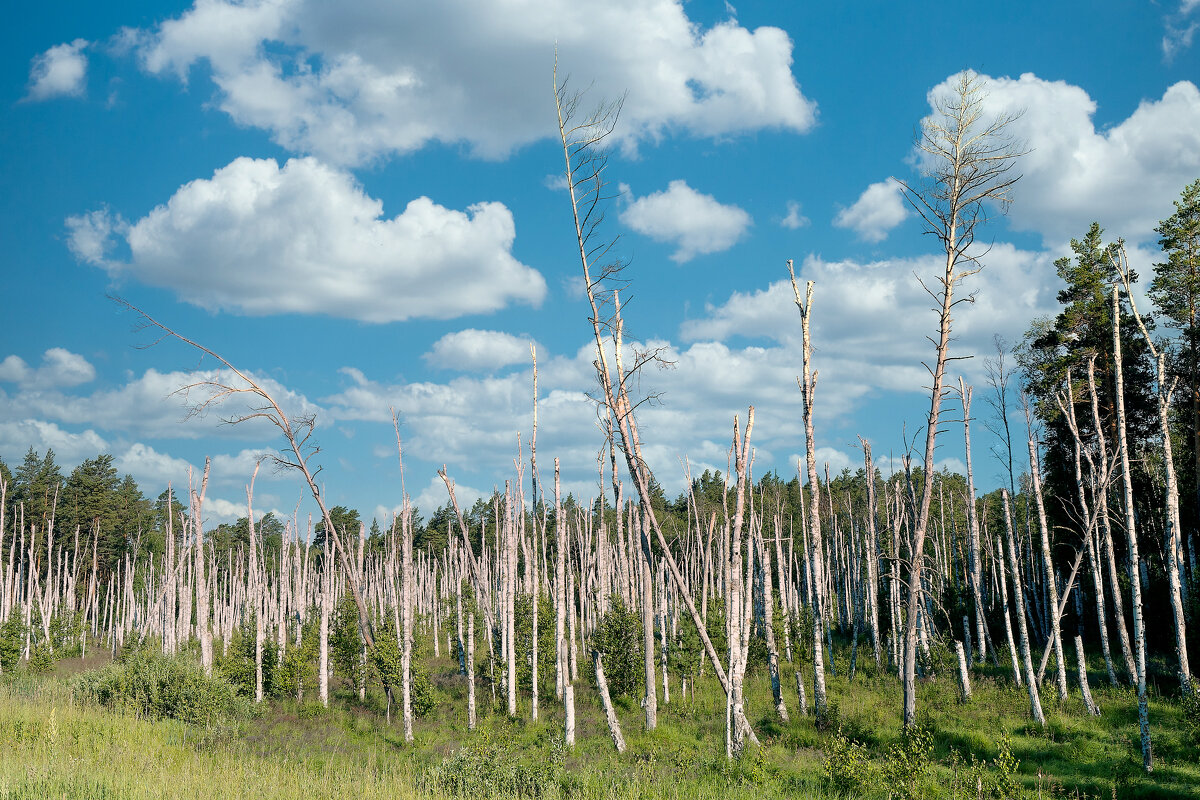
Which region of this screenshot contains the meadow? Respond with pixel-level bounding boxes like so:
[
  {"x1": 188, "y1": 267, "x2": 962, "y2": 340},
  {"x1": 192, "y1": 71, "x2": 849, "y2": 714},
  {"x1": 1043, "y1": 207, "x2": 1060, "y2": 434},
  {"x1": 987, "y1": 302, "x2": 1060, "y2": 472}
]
[{"x1": 2, "y1": 632, "x2": 1197, "y2": 800}]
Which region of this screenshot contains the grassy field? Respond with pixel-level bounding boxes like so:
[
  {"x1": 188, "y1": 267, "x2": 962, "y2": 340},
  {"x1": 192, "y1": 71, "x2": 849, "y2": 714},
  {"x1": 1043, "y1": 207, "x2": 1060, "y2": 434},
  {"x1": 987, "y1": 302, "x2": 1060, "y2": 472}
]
[{"x1": 1, "y1": 643, "x2": 1197, "y2": 799}]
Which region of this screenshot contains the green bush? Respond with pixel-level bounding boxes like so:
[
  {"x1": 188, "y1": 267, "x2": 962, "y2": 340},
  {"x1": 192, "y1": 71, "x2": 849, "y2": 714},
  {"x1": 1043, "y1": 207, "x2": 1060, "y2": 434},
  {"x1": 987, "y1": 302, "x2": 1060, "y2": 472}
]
[
  {"x1": 27, "y1": 642, "x2": 55, "y2": 674},
  {"x1": 48, "y1": 611, "x2": 84, "y2": 658},
  {"x1": 216, "y1": 616, "x2": 278, "y2": 698},
  {"x1": 330, "y1": 594, "x2": 367, "y2": 694},
  {"x1": 513, "y1": 592, "x2": 555, "y2": 698},
  {"x1": 70, "y1": 647, "x2": 252, "y2": 727},
  {"x1": 589, "y1": 595, "x2": 643, "y2": 701},
  {"x1": 433, "y1": 729, "x2": 560, "y2": 797},
  {"x1": 370, "y1": 621, "x2": 438, "y2": 718},
  {"x1": 1182, "y1": 684, "x2": 1200, "y2": 747},
  {"x1": 0, "y1": 617, "x2": 23, "y2": 673},
  {"x1": 823, "y1": 727, "x2": 874, "y2": 794},
  {"x1": 882, "y1": 725, "x2": 933, "y2": 800}
]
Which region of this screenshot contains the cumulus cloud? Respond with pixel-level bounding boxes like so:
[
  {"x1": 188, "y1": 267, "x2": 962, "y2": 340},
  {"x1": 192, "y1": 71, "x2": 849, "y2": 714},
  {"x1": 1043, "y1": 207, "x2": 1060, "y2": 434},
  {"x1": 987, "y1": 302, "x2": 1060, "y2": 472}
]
[
  {"x1": 920, "y1": 72, "x2": 1200, "y2": 247},
  {"x1": 0, "y1": 420, "x2": 109, "y2": 466},
  {"x1": 620, "y1": 180, "x2": 752, "y2": 262},
  {"x1": 0, "y1": 365, "x2": 320, "y2": 443},
  {"x1": 680, "y1": 244, "x2": 1058, "y2": 405},
  {"x1": 128, "y1": 0, "x2": 816, "y2": 164},
  {"x1": 65, "y1": 207, "x2": 128, "y2": 266},
  {"x1": 411, "y1": 475, "x2": 485, "y2": 518},
  {"x1": 69, "y1": 156, "x2": 546, "y2": 322},
  {"x1": 0, "y1": 349, "x2": 96, "y2": 390},
  {"x1": 780, "y1": 200, "x2": 809, "y2": 230},
  {"x1": 25, "y1": 39, "x2": 88, "y2": 101},
  {"x1": 423, "y1": 330, "x2": 539, "y2": 371},
  {"x1": 833, "y1": 181, "x2": 907, "y2": 242}
]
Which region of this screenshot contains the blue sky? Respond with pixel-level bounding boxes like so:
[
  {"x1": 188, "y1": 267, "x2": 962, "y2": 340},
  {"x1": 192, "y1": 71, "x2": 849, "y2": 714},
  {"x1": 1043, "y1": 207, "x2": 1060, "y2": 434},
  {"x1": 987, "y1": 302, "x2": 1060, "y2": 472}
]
[{"x1": 2, "y1": 0, "x2": 1199, "y2": 527}]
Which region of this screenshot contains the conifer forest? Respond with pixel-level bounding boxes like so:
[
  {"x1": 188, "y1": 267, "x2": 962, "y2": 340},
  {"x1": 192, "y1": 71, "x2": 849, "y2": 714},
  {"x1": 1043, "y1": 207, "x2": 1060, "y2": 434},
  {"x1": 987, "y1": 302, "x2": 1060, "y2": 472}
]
[{"x1": 4, "y1": 54, "x2": 1200, "y2": 800}]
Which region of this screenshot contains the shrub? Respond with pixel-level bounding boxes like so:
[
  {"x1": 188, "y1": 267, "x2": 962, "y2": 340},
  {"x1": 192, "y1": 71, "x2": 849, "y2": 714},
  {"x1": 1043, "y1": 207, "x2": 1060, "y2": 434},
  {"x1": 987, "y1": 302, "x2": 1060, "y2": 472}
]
[
  {"x1": 0, "y1": 617, "x2": 23, "y2": 673},
  {"x1": 882, "y1": 725, "x2": 933, "y2": 800},
  {"x1": 27, "y1": 642, "x2": 55, "y2": 674},
  {"x1": 1180, "y1": 681, "x2": 1200, "y2": 744},
  {"x1": 513, "y1": 592, "x2": 555, "y2": 698},
  {"x1": 370, "y1": 622, "x2": 438, "y2": 718},
  {"x1": 433, "y1": 729, "x2": 559, "y2": 798},
  {"x1": 589, "y1": 595, "x2": 644, "y2": 701},
  {"x1": 330, "y1": 594, "x2": 367, "y2": 694},
  {"x1": 823, "y1": 727, "x2": 874, "y2": 794},
  {"x1": 217, "y1": 617, "x2": 280, "y2": 699},
  {"x1": 70, "y1": 647, "x2": 252, "y2": 727}
]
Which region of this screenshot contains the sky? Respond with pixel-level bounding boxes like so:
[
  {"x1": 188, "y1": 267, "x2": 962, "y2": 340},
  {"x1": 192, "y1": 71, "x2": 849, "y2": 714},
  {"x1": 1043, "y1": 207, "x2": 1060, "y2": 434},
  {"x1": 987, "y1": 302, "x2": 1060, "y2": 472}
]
[{"x1": 2, "y1": 0, "x2": 1199, "y2": 530}]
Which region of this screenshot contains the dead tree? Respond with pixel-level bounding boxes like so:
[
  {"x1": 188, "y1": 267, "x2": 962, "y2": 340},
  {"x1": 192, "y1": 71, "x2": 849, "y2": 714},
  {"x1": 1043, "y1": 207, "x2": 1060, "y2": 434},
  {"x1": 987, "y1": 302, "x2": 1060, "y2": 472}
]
[
  {"x1": 113, "y1": 298, "x2": 388, "y2": 697},
  {"x1": 1113, "y1": 284, "x2": 1153, "y2": 772},
  {"x1": 893, "y1": 71, "x2": 1023, "y2": 728},
  {"x1": 554, "y1": 64, "x2": 756, "y2": 748},
  {"x1": 788, "y1": 265, "x2": 829, "y2": 724},
  {"x1": 1114, "y1": 247, "x2": 1193, "y2": 698}
]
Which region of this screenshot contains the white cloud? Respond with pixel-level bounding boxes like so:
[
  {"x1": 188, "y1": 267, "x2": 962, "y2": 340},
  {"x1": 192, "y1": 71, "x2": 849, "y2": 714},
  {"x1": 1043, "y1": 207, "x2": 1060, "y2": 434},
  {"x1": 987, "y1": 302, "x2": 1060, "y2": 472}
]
[
  {"x1": 70, "y1": 156, "x2": 546, "y2": 322},
  {"x1": 25, "y1": 39, "x2": 88, "y2": 101},
  {"x1": 1163, "y1": 22, "x2": 1198, "y2": 60},
  {"x1": 680, "y1": 244, "x2": 1058, "y2": 408},
  {"x1": 780, "y1": 200, "x2": 809, "y2": 230},
  {"x1": 411, "y1": 475, "x2": 485, "y2": 518},
  {"x1": 1163, "y1": 0, "x2": 1200, "y2": 60},
  {"x1": 130, "y1": 0, "x2": 816, "y2": 165},
  {"x1": 114, "y1": 441, "x2": 194, "y2": 488},
  {"x1": 0, "y1": 420, "x2": 109, "y2": 466},
  {"x1": 0, "y1": 365, "x2": 320, "y2": 443},
  {"x1": 620, "y1": 180, "x2": 752, "y2": 262},
  {"x1": 922, "y1": 72, "x2": 1200, "y2": 247},
  {"x1": 0, "y1": 349, "x2": 96, "y2": 390},
  {"x1": 424, "y1": 329, "x2": 539, "y2": 371},
  {"x1": 833, "y1": 181, "x2": 907, "y2": 242},
  {"x1": 65, "y1": 208, "x2": 128, "y2": 266}
]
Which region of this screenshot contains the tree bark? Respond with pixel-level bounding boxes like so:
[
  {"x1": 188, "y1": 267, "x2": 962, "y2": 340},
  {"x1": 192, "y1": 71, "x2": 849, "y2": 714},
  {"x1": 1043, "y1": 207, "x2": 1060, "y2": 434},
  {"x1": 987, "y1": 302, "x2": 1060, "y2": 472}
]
[
  {"x1": 1002, "y1": 490, "x2": 1045, "y2": 726},
  {"x1": 1113, "y1": 285, "x2": 1153, "y2": 772},
  {"x1": 593, "y1": 649, "x2": 626, "y2": 753}
]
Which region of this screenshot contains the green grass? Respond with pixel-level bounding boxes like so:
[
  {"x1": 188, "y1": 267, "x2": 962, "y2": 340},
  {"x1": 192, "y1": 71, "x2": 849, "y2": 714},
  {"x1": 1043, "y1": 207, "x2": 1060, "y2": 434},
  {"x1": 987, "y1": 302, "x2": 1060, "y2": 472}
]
[{"x1": 1, "y1": 639, "x2": 1197, "y2": 799}]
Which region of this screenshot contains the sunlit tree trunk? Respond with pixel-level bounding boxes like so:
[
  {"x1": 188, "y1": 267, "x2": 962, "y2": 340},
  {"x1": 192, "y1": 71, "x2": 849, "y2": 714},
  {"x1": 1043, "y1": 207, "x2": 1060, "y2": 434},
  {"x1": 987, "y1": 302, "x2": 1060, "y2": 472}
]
[{"x1": 1113, "y1": 285, "x2": 1153, "y2": 771}]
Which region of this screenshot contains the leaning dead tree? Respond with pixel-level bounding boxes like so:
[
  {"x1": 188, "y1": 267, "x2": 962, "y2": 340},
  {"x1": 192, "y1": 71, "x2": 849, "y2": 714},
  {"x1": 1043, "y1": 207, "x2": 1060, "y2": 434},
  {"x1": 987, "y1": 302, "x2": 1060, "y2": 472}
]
[
  {"x1": 111, "y1": 297, "x2": 386, "y2": 693},
  {"x1": 554, "y1": 62, "x2": 757, "y2": 753},
  {"x1": 893, "y1": 70, "x2": 1023, "y2": 728}
]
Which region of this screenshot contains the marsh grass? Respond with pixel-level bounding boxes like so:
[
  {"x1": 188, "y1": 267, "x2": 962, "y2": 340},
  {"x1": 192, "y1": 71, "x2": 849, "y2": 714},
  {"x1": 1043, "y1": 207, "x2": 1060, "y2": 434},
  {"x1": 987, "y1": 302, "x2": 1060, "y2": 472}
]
[{"x1": 1, "y1": 638, "x2": 1197, "y2": 799}]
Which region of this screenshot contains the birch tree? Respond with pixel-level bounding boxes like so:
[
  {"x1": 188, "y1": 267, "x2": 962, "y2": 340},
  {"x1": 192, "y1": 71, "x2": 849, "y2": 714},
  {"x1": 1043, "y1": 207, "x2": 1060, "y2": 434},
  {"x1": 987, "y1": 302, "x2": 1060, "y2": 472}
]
[{"x1": 893, "y1": 70, "x2": 1023, "y2": 728}]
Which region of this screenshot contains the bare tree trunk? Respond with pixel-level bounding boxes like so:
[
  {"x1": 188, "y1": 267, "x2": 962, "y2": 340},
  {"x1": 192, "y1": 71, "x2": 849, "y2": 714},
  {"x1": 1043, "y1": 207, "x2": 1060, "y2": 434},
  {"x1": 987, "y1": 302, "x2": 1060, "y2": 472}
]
[
  {"x1": 954, "y1": 640, "x2": 972, "y2": 702},
  {"x1": 861, "y1": 439, "x2": 882, "y2": 671},
  {"x1": 959, "y1": 380, "x2": 987, "y2": 664},
  {"x1": 1075, "y1": 634, "x2": 1100, "y2": 716},
  {"x1": 467, "y1": 610, "x2": 477, "y2": 731},
  {"x1": 640, "y1": 508, "x2": 657, "y2": 731},
  {"x1": 789, "y1": 267, "x2": 829, "y2": 724},
  {"x1": 1003, "y1": 490, "x2": 1045, "y2": 726},
  {"x1": 759, "y1": 524, "x2": 788, "y2": 721},
  {"x1": 1086, "y1": 360, "x2": 1137, "y2": 683},
  {"x1": 893, "y1": 72, "x2": 1022, "y2": 729},
  {"x1": 319, "y1": 540, "x2": 331, "y2": 708},
  {"x1": 402, "y1": 502, "x2": 414, "y2": 743},
  {"x1": 1113, "y1": 285, "x2": 1153, "y2": 772},
  {"x1": 190, "y1": 461, "x2": 213, "y2": 677},
  {"x1": 1115, "y1": 251, "x2": 1193, "y2": 697},
  {"x1": 1028, "y1": 437, "x2": 1068, "y2": 700},
  {"x1": 593, "y1": 649, "x2": 626, "y2": 753}
]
